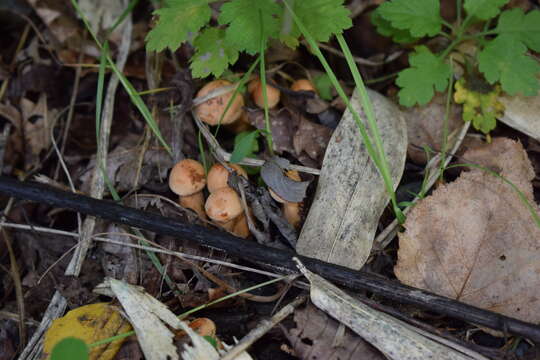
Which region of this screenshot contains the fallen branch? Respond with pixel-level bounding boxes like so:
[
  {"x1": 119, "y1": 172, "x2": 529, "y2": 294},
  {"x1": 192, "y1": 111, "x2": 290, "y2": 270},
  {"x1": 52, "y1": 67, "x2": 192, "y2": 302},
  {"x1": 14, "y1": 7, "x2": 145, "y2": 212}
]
[{"x1": 1, "y1": 175, "x2": 539, "y2": 343}]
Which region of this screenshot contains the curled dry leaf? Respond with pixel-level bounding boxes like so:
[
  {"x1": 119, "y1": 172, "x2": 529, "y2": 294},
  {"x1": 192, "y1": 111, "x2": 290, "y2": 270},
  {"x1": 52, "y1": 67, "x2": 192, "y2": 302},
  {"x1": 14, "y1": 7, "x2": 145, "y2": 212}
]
[
  {"x1": 261, "y1": 157, "x2": 310, "y2": 203},
  {"x1": 285, "y1": 303, "x2": 385, "y2": 360},
  {"x1": 396, "y1": 138, "x2": 540, "y2": 324}
]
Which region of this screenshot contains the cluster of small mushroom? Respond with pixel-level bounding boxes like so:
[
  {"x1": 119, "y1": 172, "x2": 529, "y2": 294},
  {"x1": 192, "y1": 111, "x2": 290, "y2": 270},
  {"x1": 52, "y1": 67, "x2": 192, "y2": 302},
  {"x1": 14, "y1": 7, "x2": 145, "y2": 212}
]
[
  {"x1": 194, "y1": 76, "x2": 316, "y2": 131},
  {"x1": 177, "y1": 77, "x2": 314, "y2": 236},
  {"x1": 169, "y1": 158, "x2": 250, "y2": 238}
]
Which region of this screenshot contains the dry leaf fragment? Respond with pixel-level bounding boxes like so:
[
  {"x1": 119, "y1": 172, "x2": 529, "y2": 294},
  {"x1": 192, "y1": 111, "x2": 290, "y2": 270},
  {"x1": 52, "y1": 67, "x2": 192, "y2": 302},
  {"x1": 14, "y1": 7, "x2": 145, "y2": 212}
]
[
  {"x1": 294, "y1": 259, "x2": 480, "y2": 360},
  {"x1": 297, "y1": 89, "x2": 407, "y2": 270},
  {"x1": 396, "y1": 138, "x2": 540, "y2": 324},
  {"x1": 285, "y1": 303, "x2": 385, "y2": 360}
]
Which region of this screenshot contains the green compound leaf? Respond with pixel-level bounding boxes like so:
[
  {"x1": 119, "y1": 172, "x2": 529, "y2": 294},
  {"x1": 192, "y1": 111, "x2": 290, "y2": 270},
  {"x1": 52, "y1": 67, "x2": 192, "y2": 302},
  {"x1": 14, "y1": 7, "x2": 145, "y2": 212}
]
[
  {"x1": 50, "y1": 338, "x2": 89, "y2": 360},
  {"x1": 230, "y1": 130, "x2": 260, "y2": 163},
  {"x1": 396, "y1": 46, "x2": 451, "y2": 107},
  {"x1": 218, "y1": 0, "x2": 281, "y2": 55},
  {"x1": 478, "y1": 35, "x2": 540, "y2": 96},
  {"x1": 146, "y1": 0, "x2": 214, "y2": 52},
  {"x1": 454, "y1": 79, "x2": 504, "y2": 134},
  {"x1": 371, "y1": 8, "x2": 418, "y2": 44},
  {"x1": 377, "y1": 0, "x2": 442, "y2": 37},
  {"x1": 495, "y1": 9, "x2": 540, "y2": 52},
  {"x1": 283, "y1": 0, "x2": 352, "y2": 44},
  {"x1": 463, "y1": 0, "x2": 509, "y2": 21},
  {"x1": 191, "y1": 28, "x2": 239, "y2": 78}
]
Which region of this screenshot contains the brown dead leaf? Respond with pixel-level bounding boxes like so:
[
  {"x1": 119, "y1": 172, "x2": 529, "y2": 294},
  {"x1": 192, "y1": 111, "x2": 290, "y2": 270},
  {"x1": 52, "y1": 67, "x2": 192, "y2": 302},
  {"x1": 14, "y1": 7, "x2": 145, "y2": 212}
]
[
  {"x1": 246, "y1": 108, "x2": 297, "y2": 155},
  {"x1": 292, "y1": 117, "x2": 333, "y2": 166},
  {"x1": 396, "y1": 138, "x2": 540, "y2": 323},
  {"x1": 403, "y1": 93, "x2": 462, "y2": 164},
  {"x1": 285, "y1": 303, "x2": 384, "y2": 360}
]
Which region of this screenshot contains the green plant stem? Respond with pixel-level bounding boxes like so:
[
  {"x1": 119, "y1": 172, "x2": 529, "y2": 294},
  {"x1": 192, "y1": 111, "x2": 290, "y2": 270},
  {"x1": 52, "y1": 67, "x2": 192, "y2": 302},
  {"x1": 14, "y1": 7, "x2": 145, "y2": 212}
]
[
  {"x1": 259, "y1": 11, "x2": 274, "y2": 155},
  {"x1": 438, "y1": 31, "x2": 451, "y2": 39},
  {"x1": 213, "y1": 56, "x2": 260, "y2": 138},
  {"x1": 70, "y1": 0, "x2": 172, "y2": 155},
  {"x1": 438, "y1": 64, "x2": 454, "y2": 182},
  {"x1": 336, "y1": 34, "x2": 404, "y2": 223},
  {"x1": 456, "y1": 0, "x2": 462, "y2": 29},
  {"x1": 441, "y1": 20, "x2": 454, "y2": 32},
  {"x1": 364, "y1": 72, "x2": 399, "y2": 85}
]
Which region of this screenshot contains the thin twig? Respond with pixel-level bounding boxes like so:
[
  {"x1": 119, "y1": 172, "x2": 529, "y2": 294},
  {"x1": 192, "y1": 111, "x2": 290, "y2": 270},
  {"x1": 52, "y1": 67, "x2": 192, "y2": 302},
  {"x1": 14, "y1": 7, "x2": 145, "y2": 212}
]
[
  {"x1": 221, "y1": 295, "x2": 307, "y2": 360},
  {"x1": 311, "y1": 41, "x2": 404, "y2": 67}
]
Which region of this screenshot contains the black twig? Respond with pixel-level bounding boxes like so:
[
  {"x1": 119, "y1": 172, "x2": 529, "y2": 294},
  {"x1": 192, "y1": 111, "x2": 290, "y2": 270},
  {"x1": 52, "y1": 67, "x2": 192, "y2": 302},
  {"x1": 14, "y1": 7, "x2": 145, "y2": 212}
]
[{"x1": 0, "y1": 176, "x2": 539, "y2": 343}]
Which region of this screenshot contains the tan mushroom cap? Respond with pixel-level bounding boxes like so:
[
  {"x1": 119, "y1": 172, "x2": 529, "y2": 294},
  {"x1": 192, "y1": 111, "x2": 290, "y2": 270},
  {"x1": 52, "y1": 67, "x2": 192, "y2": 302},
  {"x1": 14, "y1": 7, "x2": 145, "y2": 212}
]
[
  {"x1": 169, "y1": 159, "x2": 206, "y2": 196},
  {"x1": 207, "y1": 163, "x2": 248, "y2": 193},
  {"x1": 194, "y1": 79, "x2": 244, "y2": 126},
  {"x1": 251, "y1": 79, "x2": 280, "y2": 109},
  {"x1": 291, "y1": 79, "x2": 316, "y2": 93},
  {"x1": 205, "y1": 187, "x2": 243, "y2": 223}
]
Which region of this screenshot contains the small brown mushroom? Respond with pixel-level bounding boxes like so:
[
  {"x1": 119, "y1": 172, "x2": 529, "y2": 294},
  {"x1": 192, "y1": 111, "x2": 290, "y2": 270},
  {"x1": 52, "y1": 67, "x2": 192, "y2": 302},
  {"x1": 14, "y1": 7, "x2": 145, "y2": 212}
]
[
  {"x1": 169, "y1": 159, "x2": 207, "y2": 219},
  {"x1": 291, "y1": 79, "x2": 316, "y2": 93},
  {"x1": 207, "y1": 163, "x2": 248, "y2": 193},
  {"x1": 268, "y1": 170, "x2": 304, "y2": 229},
  {"x1": 205, "y1": 187, "x2": 249, "y2": 238},
  {"x1": 250, "y1": 79, "x2": 280, "y2": 109},
  {"x1": 194, "y1": 79, "x2": 244, "y2": 126}
]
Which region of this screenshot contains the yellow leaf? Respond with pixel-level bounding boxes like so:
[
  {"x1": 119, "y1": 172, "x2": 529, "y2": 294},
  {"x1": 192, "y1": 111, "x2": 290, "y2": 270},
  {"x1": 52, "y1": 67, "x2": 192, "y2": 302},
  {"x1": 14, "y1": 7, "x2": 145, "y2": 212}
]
[{"x1": 43, "y1": 302, "x2": 132, "y2": 360}]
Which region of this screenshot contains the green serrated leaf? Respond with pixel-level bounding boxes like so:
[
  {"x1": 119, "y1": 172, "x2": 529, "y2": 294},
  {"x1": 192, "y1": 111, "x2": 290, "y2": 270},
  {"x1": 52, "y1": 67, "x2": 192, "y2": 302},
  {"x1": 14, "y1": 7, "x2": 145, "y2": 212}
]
[
  {"x1": 370, "y1": 8, "x2": 418, "y2": 44},
  {"x1": 191, "y1": 28, "x2": 239, "y2": 78},
  {"x1": 313, "y1": 73, "x2": 333, "y2": 100},
  {"x1": 146, "y1": 0, "x2": 213, "y2": 52},
  {"x1": 396, "y1": 46, "x2": 451, "y2": 106},
  {"x1": 378, "y1": 0, "x2": 442, "y2": 37},
  {"x1": 231, "y1": 130, "x2": 260, "y2": 163},
  {"x1": 478, "y1": 35, "x2": 540, "y2": 96},
  {"x1": 218, "y1": 0, "x2": 281, "y2": 55},
  {"x1": 284, "y1": 0, "x2": 352, "y2": 43},
  {"x1": 495, "y1": 9, "x2": 540, "y2": 52},
  {"x1": 51, "y1": 338, "x2": 89, "y2": 360},
  {"x1": 463, "y1": 0, "x2": 508, "y2": 21}
]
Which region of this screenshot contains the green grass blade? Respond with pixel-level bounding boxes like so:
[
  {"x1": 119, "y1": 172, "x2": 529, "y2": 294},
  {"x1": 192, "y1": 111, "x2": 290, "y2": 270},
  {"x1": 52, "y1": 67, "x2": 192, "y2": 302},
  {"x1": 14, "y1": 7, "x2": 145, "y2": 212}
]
[
  {"x1": 70, "y1": 0, "x2": 172, "y2": 156},
  {"x1": 283, "y1": 0, "x2": 404, "y2": 223},
  {"x1": 259, "y1": 10, "x2": 274, "y2": 154},
  {"x1": 335, "y1": 34, "x2": 404, "y2": 222}
]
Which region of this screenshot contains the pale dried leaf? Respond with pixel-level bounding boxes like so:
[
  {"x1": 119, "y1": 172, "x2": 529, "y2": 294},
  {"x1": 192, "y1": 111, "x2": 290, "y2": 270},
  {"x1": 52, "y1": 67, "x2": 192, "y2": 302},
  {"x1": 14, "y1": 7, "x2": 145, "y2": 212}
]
[
  {"x1": 396, "y1": 138, "x2": 540, "y2": 323},
  {"x1": 96, "y1": 278, "x2": 183, "y2": 360},
  {"x1": 294, "y1": 259, "x2": 479, "y2": 360},
  {"x1": 499, "y1": 90, "x2": 540, "y2": 142},
  {"x1": 286, "y1": 303, "x2": 384, "y2": 360},
  {"x1": 297, "y1": 89, "x2": 407, "y2": 269}
]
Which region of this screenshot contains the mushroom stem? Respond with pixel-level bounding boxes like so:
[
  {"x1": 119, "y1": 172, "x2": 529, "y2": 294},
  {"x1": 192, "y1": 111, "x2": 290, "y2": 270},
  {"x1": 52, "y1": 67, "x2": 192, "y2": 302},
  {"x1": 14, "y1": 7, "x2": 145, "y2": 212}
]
[
  {"x1": 283, "y1": 201, "x2": 302, "y2": 229},
  {"x1": 179, "y1": 192, "x2": 206, "y2": 220}
]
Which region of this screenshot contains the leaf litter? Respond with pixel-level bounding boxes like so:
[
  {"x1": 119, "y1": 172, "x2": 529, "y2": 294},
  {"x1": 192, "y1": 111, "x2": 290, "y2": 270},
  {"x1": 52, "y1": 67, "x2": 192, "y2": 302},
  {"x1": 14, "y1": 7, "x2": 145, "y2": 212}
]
[{"x1": 396, "y1": 138, "x2": 540, "y2": 323}]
